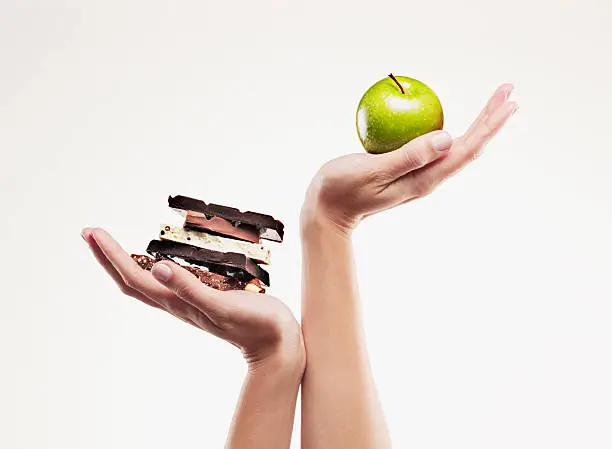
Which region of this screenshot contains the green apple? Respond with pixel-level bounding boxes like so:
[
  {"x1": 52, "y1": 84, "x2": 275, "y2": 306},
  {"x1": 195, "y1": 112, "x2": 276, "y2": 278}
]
[{"x1": 356, "y1": 74, "x2": 444, "y2": 154}]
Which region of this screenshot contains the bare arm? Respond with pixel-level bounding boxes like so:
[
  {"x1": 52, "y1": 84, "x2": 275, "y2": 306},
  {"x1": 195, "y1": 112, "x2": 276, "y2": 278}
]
[
  {"x1": 300, "y1": 84, "x2": 517, "y2": 448},
  {"x1": 226, "y1": 341, "x2": 304, "y2": 449},
  {"x1": 301, "y1": 216, "x2": 391, "y2": 448}
]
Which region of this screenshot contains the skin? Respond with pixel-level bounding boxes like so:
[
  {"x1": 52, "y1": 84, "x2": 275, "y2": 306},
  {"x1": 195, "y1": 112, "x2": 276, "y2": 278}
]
[
  {"x1": 357, "y1": 75, "x2": 444, "y2": 154},
  {"x1": 81, "y1": 228, "x2": 305, "y2": 449},
  {"x1": 82, "y1": 82, "x2": 517, "y2": 448},
  {"x1": 300, "y1": 83, "x2": 517, "y2": 448}
]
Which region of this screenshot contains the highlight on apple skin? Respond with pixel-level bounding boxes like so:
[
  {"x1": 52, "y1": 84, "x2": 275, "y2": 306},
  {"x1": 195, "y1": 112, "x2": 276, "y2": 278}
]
[{"x1": 356, "y1": 74, "x2": 444, "y2": 154}]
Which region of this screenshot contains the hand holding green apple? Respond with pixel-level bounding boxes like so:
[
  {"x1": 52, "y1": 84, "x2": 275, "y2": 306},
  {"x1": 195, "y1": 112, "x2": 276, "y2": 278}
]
[{"x1": 302, "y1": 82, "x2": 517, "y2": 233}]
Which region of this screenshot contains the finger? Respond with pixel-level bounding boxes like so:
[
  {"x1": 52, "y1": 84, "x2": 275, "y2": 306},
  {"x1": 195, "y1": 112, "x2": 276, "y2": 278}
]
[
  {"x1": 89, "y1": 228, "x2": 212, "y2": 328},
  {"x1": 81, "y1": 228, "x2": 163, "y2": 310},
  {"x1": 90, "y1": 228, "x2": 178, "y2": 301},
  {"x1": 150, "y1": 261, "x2": 229, "y2": 333},
  {"x1": 415, "y1": 100, "x2": 518, "y2": 187},
  {"x1": 465, "y1": 100, "x2": 519, "y2": 156},
  {"x1": 83, "y1": 228, "x2": 206, "y2": 329},
  {"x1": 465, "y1": 83, "x2": 514, "y2": 138},
  {"x1": 373, "y1": 130, "x2": 454, "y2": 181},
  {"x1": 374, "y1": 85, "x2": 516, "y2": 208}
]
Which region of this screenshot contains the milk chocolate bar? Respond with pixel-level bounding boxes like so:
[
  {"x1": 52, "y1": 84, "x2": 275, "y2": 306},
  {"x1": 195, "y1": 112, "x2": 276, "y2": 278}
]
[
  {"x1": 185, "y1": 211, "x2": 261, "y2": 244},
  {"x1": 146, "y1": 239, "x2": 270, "y2": 286},
  {"x1": 169, "y1": 195, "x2": 284, "y2": 242},
  {"x1": 131, "y1": 254, "x2": 264, "y2": 293}
]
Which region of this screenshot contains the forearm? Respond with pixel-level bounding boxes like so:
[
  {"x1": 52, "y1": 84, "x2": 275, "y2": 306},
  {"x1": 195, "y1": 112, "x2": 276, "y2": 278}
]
[
  {"x1": 300, "y1": 214, "x2": 391, "y2": 449},
  {"x1": 225, "y1": 353, "x2": 303, "y2": 449}
]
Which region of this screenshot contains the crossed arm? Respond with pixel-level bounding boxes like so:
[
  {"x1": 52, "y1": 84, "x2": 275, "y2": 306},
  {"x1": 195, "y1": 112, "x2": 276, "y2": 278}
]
[{"x1": 83, "y1": 83, "x2": 517, "y2": 448}]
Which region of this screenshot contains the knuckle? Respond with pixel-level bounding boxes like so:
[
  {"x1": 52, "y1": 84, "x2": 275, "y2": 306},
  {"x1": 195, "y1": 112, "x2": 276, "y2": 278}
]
[
  {"x1": 174, "y1": 282, "x2": 196, "y2": 300},
  {"x1": 480, "y1": 118, "x2": 494, "y2": 137},
  {"x1": 122, "y1": 277, "x2": 139, "y2": 291},
  {"x1": 470, "y1": 147, "x2": 485, "y2": 162},
  {"x1": 123, "y1": 267, "x2": 146, "y2": 291},
  {"x1": 461, "y1": 139, "x2": 487, "y2": 163},
  {"x1": 401, "y1": 148, "x2": 429, "y2": 170},
  {"x1": 453, "y1": 139, "x2": 467, "y2": 152}
]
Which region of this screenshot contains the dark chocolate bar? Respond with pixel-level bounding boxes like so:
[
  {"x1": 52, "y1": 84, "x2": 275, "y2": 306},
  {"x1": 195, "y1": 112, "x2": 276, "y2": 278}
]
[
  {"x1": 131, "y1": 254, "x2": 265, "y2": 293},
  {"x1": 168, "y1": 195, "x2": 284, "y2": 242},
  {"x1": 146, "y1": 239, "x2": 270, "y2": 286},
  {"x1": 184, "y1": 211, "x2": 261, "y2": 243}
]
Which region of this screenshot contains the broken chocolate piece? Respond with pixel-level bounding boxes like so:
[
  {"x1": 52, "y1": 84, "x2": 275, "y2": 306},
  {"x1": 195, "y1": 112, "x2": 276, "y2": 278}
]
[
  {"x1": 130, "y1": 254, "x2": 265, "y2": 293},
  {"x1": 184, "y1": 211, "x2": 261, "y2": 244},
  {"x1": 146, "y1": 239, "x2": 270, "y2": 287},
  {"x1": 132, "y1": 254, "x2": 156, "y2": 271},
  {"x1": 159, "y1": 224, "x2": 271, "y2": 264},
  {"x1": 169, "y1": 195, "x2": 284, "y2": 242}
]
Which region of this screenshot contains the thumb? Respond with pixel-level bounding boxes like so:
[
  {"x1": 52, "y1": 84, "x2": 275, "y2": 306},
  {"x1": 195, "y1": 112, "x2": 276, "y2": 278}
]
[
  {"x1": 375, "y1": 130, "x2": 453, "y2": 181},
  {"x1": 151, "y1": 260, "x2": 227, "y2": 315}
]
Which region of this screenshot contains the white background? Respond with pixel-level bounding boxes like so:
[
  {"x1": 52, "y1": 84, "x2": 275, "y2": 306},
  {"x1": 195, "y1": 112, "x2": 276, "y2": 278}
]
[{"x1": 1, "y1": 0, "x2": 611, "y2": 448}]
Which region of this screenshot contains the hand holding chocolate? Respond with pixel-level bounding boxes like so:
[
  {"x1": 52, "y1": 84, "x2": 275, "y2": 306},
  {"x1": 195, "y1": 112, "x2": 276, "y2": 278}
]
[{"x1": 131, "y1": 195, "x2": 284, "y2": 294}]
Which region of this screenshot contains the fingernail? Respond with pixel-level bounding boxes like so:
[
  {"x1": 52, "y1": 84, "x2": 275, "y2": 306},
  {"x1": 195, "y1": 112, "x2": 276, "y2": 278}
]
[
  {"x1": 505, "y1": 84, "x2": 514, "y2": 100},
  {"x1": 152, "y1": 263, "x2": 172, "y2": 283},
  {"x1": 511, "y1": 103, "x2": 519, "y2": 115},
  {"x1": 81, "y1": 228, "x2": 90, "y2": 243},
  {"x1": 432, "y1": 131, "x2": 453, "y2": 152}
]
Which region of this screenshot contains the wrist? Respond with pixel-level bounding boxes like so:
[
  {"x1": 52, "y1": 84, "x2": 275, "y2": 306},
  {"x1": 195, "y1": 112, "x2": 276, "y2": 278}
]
[
  {"x1": 247, "y1": 336, "x2": 306, "y2": 381},
  {"x1": 244, "y1": 319, "x2": 305, "y2": 380},
  {"x1": 300, "y1": 199, "x2": 354, "y2": 241}
]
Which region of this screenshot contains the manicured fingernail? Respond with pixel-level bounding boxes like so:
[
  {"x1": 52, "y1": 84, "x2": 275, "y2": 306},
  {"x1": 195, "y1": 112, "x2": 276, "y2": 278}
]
[
  {"x1": 152, "y1": 263, "x2": 172, "y2": 283},
  {"x1": 81, "y1": 228, "x2": 90, "y2": 242},
  {"x1": 432, "y1": 131, "x2": 453, "y2": 152},
  {"x1": 505, "y1": 84, "x2": 514, "y2": 100}
]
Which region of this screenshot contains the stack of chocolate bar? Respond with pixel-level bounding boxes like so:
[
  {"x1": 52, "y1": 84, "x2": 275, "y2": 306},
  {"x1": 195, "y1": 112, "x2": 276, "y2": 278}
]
[{"x1": 131, "y1": 195, "x2": 284, "y2": 294}]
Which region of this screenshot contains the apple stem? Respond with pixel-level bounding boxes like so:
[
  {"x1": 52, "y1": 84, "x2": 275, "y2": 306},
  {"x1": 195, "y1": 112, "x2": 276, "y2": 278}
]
[{"x1": 388, "y1": 73, "x2": 405, "y2": 94}]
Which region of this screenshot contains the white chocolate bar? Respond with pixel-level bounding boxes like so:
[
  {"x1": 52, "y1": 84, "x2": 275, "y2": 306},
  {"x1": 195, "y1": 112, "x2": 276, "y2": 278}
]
[{"x1": 159, "y1": 224, "x2": 271, "y2": 265}]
